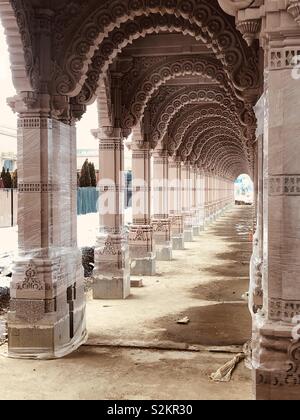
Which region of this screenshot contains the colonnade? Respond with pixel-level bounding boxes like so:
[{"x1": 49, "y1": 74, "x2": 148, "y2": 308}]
[{"x1": 90, "y1": 130, "x2": 235, "y2": 298}]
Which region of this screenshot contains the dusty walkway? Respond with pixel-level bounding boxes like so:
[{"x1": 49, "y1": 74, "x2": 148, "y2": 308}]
[
  {"x1": 87, "y1": 205, "x2": 253, "y2": 348},
  {"x1": 0, "y1": 205, "x2": 253, "y2": 400}
]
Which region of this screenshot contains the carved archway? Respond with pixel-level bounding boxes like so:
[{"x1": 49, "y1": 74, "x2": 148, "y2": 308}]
[
  {"x1": 146, "y1": 84, "x2": 251, "y2": 147},
  {"x1": 172, "y1": 117, "x2": 245, "y2": 156},
  {"x1": 0, "y1": 0, "x2": 33, "y2": 92},
  {"x1": 52, "y1": 0, "x2": 260, "y2": 105}
]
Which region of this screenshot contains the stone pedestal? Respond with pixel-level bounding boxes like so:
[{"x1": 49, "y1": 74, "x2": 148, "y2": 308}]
[
  {"x1": 170, "y1": 215, "x2": 185, "y2": 250},
  {"x1": 152, "y1": 219, "x2": 172, "y2": 261},
  {"x1": 9, "y1": 249, "x2": 87, "y2": 359},
  {"x1": 129, "y1": 225, "x2": 156, "y2": 276},
  {"x1": 93, "y1": 233, "x2": 130, "y2": 299}
]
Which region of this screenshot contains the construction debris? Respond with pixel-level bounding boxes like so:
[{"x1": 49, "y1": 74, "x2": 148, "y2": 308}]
[
  {"x1": 176, "y1": 316, "x2": 190, "y2": 325},
  {"x1": 210, "y1": 353, "x2": 245, "y2": 382}
]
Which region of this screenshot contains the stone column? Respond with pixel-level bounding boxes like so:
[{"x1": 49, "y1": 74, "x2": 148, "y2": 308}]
[
  {"x1": 93, "y1": 127, "x2": 130, "y2": 299},
  {"x1": 191, "y1": 165, "x2": 200, "y2": 236},
  {"x1": 253, "y1": 15, "x2": 300, "y2": 399},
  {"x1": 204, "y1": 172, "x2": 210, "y2": 226},
  {"x1": 211, "y1": 175, "x2": 216, "y2": 220},
  {"x1": 129, "y1": 140, "x2": 156, "y2": 276},
  {"x1": 169, "y1": 156, "x2": 185, "y2": 250},
  {"x1": 152, "y1": 149, "x2": 172, "y2": 261},
  {"x1": 182, "y1": 161, "x2": 194, "y2": 242},
  {"x1": 8, "y1": 93, "x2": 87, "y2": 359},
  {"x1": 197, "y1": 167, "x2": 205, "y2": 231}
]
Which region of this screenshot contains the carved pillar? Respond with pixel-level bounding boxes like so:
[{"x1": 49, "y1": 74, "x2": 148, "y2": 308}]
[
  {"x1": 253, "y1": 13, "x2": 300, "y2": 399},
  {"x1": 182, "y1": 161, "x2": 194, "y2": 242},
  {"x1": 197, "y1": 167, "x2": 205, "y2": 231},
  {"x1": 204, "y1": 172, "x2": 210, "y2": 226},
  {"x1": 93, "y1": 127, "x2": 130, "y2": 299},
  {"x1": 211, "y1": 174, "x2": 217, "y2": 220},
  {"x1": 152, "y1": 149, "x2": 172, "y2": 261},
  {"x1": 169, "y1": 156, "x2": 185, "y2": 250},
  {"x1": 8, "y1": 93, "x2": 87, "y2": 359},
  {"x1": 129, "y1": 140, "x2": 156, "y2": 276},
  {"x1": 191, "y1": 165, "x2": 200, "y2": 236}
]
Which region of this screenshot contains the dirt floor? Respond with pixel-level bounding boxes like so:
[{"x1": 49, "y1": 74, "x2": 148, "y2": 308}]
[{"x1": 0, "y1": 205, "x2": 254, "y2": 400}]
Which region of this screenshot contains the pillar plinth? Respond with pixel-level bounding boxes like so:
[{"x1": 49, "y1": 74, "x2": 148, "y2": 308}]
[
  {"x1": 94, "y1": 231, "x2": 130, "y2": 299},
  {"x1": 93, "y1": 127, "x2": 130, "y2": 299}
]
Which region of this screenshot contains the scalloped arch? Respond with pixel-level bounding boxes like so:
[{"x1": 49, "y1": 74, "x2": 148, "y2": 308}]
[{"x1": 53, "y1": 0, "x2": 260, "y2": 103}]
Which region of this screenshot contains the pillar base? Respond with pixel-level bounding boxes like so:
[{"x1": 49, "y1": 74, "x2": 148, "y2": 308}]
[
  {"x1": 8, "y1": 320, "x2": 88, "y2": 360},
  {"x1": 184, "y1": 229, "x2": 194, "y2": 242},
  {"x1": 193, "y1": 226, "x2": 201, "y2": 236},
  {"x1": 252, "y1": 320, "x2": 300, "y2": 400},
  {"x1": 93, "y1": 277, "x2": 130, "y2": 299},
  {"x1": 129, "y1": 225, "x2": 156, "y2": 276},
  {"x1": 93, "y1": 232, "x2": 130, "y2": 300},
  {"x1": 130, "y1": 254, "x2": 156, "y2": 276},
  {"x1": 172, "y1": 235, "x2": 185, "y2": 250},
  {"x1": 8, "y1": 249, "x2": 86, "y2": 360},
  {"x1": 156, "y1": 244, "x2": 173, "y2": 261},
  {"x1": 152, "y1": 219, "x2": 172, "y2": 261}
]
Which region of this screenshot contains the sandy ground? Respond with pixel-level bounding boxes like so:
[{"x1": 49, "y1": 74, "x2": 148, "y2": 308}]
[{"x1": 0, "y1": 205, "x2": 253, "y2": 400}]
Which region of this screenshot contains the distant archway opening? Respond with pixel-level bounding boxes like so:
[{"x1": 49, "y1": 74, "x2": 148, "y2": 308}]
[{"x1": 234, "y1": 174, "x2": 253, "y2": 205}]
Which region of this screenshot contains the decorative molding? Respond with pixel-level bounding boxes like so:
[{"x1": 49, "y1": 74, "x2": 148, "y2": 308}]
[{"x1": 269, "y1": 175, "x2": 300, "y2": 196}]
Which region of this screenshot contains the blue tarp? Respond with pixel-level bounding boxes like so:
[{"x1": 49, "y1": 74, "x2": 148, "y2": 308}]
[{"x1": 77, "y1": 187, "x2": 99, "y2": 215}]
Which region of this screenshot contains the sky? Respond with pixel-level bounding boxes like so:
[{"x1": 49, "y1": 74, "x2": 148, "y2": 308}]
[{"x1": 0, "y1": 22, "x2": 98, "y2": 150}]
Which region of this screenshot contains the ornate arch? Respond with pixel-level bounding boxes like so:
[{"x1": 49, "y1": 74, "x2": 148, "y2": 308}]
[
  {"x1": 168, "y1": 104, "x2": 243, "y2": 144},
  {"x1": 191, "y1": 130, "x2": 249, "y2": 164},
  {"x1": 53, "y1": 0, "x2": 260, "y2": 103},
  {"x1": 0, "y1": 0, "x2": 34, "y2": 92},
  {"x1": 120, "y1": 54, "x2": 238, "y2": 130},
  {"x1": 215, "y1": 153, "x2": 249, "y2": 177},
  {"x1": 170, "y1": 114, "x2": 244, "y2": 155},
  {"x1": 202, "y1": 142, "x2": 245, "y2": 168},
  {"x1": 177, "y1": 125, "x2": 243, "y2": 161},
  {"x1": 194, "y1": 135, "x2": 246, "y2": 168},
  {"x1": 147, "y1": 85, "x2": 247, "y2": 146}
]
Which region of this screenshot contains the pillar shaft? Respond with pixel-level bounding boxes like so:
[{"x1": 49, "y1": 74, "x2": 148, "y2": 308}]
[
  {"x1": 152, "y1": 150, "x2": 172, "y2": 261},
  {"x1": 169, "y1": 156, "x2": 185, "y2": 250},
  {"x1": 93, "y1": 127, "x2": 130, "y2": 299},
  {"x1": 129, "y1": 141, "x2": 156, "y2": 275},
  {"x1": 182, "y1": 161, "x2": 194, "y2": 242}
]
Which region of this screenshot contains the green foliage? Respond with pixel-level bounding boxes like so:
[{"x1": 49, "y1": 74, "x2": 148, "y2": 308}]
[
  {"x1": 5, "y1": 169, "x2": 12, "y2": 188},
  {"x1": 0, "y1": 167, "x2": 13, "y2": 188},
  {"x1": 12, "y1": 169, "x2": 18, "y2": 189},
  {"x1": 79, "y1": 159, "x2": 92, "y2": 187},
  {"x1": 88, "y1": 162, "x2": 97, "y2": 187}
]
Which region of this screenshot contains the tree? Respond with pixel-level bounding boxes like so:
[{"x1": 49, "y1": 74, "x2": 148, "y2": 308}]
[
  {"x1": 79, "y1": 159, "x2": 91, "y2": 187},
  {"x1": 0, "y1": 167, "x2": 6, "y2": 187},
  {"x1": 5, "y1": 169, "x2": 12, "y2": 189},
  {"x1": 88, "y1": 162, "x2": 97, "y2": 187},
  {"x1": 12, "y1": 170, "x2": 18, "y2": 189}
]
